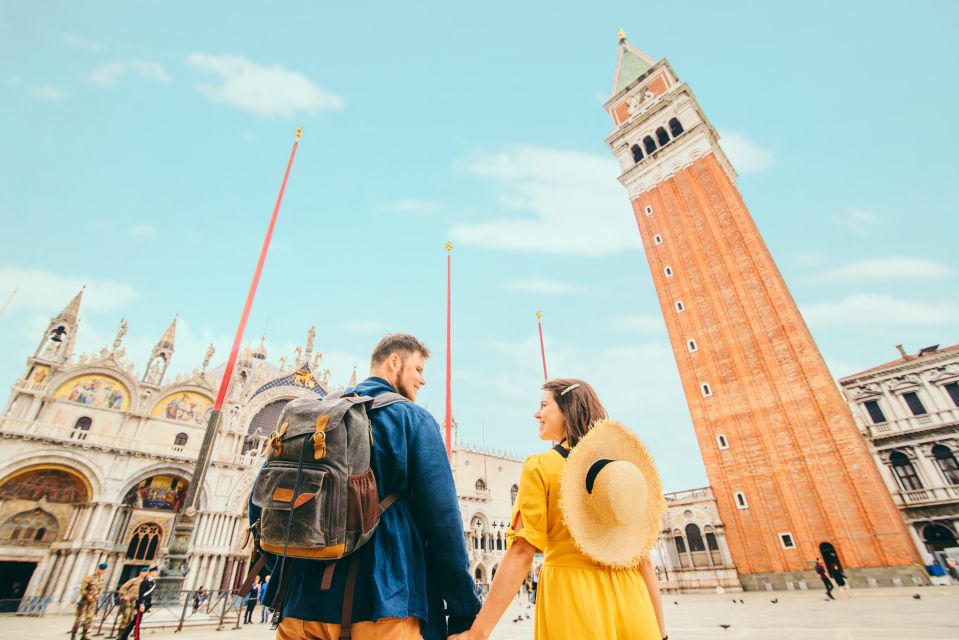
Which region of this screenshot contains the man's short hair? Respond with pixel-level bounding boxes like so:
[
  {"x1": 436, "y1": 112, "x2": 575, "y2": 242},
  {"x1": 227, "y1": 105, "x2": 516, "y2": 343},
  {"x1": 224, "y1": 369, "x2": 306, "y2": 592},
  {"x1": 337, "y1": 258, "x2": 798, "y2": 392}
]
[{"x1": 370, "y1": 333, "x2": 431, "y2": 367}]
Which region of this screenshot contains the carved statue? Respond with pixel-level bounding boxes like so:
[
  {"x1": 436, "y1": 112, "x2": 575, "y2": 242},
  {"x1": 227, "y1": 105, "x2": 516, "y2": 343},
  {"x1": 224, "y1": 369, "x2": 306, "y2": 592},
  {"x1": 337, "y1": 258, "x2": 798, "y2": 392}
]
[
  {"x1": 627, "y1": 89, "x2": 656, "y2": 117},
  {"x1": 146, "y1": 358, "x2": 163, "y2": 384},
  {"x1": 305, "y1": 325, "x2": 316, "y2": 358},
  {"x1": 203, "y1": 344, "x2": 215, "y2": 371},
  {"x1": 113, "y1": 319, "x2": 128, "y2": 352},
  {"x1": 293, "y1": 346, "x2": 302, "y2": 366}
]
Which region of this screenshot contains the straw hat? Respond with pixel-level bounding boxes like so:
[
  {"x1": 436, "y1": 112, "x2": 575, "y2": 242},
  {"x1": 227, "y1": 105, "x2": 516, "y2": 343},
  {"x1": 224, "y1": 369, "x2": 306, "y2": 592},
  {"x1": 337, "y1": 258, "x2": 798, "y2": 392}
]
[{"x1": 559, "y1": 418, "x2": 665, "y2": 568}]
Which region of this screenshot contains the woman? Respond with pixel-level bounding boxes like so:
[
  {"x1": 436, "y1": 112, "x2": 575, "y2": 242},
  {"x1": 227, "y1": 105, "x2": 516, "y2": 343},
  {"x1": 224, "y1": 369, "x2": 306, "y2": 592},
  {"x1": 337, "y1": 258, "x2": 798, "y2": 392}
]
[{"x1": 451, "y1": 378, "x2": 667, "y2": 640}]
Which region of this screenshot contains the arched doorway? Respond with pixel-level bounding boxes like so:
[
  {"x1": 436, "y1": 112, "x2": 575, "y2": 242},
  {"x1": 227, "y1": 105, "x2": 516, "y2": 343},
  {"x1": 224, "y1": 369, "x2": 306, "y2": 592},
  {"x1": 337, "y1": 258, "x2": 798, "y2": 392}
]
[
  {"x1": 922, "y1": 524, "x2": 957, "y2": 553},
  {"x1": 819, "y1": 542, "x2": 843, "y2": 573}
]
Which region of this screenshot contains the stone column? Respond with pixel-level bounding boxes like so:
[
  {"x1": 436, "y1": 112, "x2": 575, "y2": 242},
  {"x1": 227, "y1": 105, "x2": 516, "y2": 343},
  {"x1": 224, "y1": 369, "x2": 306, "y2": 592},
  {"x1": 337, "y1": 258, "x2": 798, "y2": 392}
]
[{"x1": 55, "y1": 552, "x2": 80, "y2": 602}]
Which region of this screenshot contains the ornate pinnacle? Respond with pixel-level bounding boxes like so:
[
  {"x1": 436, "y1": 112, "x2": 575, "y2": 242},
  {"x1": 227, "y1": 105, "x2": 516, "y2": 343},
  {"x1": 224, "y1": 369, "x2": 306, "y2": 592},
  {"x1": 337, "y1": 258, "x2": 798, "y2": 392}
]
[
  {"x1": 617, "y1": 28, "x2": 627, "y2": 43},
  {"x1": 445, "y1": 241, "x2": 453, "y2": 252}
]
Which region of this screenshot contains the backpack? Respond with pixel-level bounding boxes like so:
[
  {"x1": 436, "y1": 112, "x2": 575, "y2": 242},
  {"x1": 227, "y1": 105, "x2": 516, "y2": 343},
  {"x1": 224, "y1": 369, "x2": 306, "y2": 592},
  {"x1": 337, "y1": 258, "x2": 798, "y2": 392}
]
[
  {"x1": 252, "y1": 391, "x2": 407, "y2": 558},
  {"x1": 247, "y1": 390, "x2": 407, "y2": 626}
]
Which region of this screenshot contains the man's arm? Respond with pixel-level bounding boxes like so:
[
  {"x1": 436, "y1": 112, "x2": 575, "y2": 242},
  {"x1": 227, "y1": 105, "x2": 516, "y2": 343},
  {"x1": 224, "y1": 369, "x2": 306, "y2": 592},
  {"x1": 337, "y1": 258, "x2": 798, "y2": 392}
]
[{"x1": 408, "y1": 412, "x2": 481, "y2": 634}]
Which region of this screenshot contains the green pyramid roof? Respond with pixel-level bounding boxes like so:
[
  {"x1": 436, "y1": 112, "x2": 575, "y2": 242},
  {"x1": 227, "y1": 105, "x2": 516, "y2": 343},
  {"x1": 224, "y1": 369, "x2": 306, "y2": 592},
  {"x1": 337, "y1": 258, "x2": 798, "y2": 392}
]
[{"x1": 615, "y1": 50, "x2": 654, "y2": 95}]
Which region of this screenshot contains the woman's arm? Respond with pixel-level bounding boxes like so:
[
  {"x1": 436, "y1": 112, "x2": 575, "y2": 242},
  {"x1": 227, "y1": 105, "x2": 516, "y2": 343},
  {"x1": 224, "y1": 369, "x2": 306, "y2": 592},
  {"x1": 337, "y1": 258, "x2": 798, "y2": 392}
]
[
  {"x1": 450, "y1": 518, "x2": 536, "y2": 640},
  {"x1": 639, "y1": 557, "x2": 666, "y2": 638}
]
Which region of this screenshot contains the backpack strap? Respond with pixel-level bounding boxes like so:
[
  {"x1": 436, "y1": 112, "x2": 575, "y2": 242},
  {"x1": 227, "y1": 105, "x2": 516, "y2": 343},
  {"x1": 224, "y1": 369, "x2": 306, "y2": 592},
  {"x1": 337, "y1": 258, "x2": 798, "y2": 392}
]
[
  {"x1": 370, "y1": 392, "x2": 409, "y2": 410},
  {"x1": 552, "y1": 443, "x2": 570, "y2": 459}
]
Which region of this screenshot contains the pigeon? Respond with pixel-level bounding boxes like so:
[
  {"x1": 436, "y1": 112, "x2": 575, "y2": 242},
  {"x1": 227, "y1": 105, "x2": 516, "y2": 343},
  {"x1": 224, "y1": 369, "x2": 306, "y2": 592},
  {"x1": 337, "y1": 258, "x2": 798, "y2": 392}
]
[
  {"x1": 912, "y1": 594, "x2": 921, "y2": 600},
  {"x1": 719, "y1": 624, "x2": 731, "y2": 630},
  {"x1": 673, "y1": 601, "x2": 679, "y2": 605},
  {"x1": 739, "y1": 599, "x2": 744, "y2": 604},
  {"x1": 770, "y1": 598, "x2": 778, "y2": 604},
  {"x1": 732, "y1": 599, "x2": 737, "y2": 604}
]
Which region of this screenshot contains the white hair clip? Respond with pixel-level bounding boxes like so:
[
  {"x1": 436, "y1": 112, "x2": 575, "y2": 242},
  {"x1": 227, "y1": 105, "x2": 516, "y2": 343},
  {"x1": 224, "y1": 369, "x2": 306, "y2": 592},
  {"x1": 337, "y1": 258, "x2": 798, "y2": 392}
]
[{"x1": 560, "y1": 383, "x2": 581, "y2": 396}]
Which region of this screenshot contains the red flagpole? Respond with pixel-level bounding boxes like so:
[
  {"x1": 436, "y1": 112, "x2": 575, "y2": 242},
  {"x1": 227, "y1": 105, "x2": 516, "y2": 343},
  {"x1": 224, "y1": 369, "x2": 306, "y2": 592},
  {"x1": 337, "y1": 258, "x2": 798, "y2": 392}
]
[
  {"x1": 213, "y1": 129, "x2": 301, "y2": 411},
  {"x1": 536, "y1": 311, "x2": 548, "y2": 381},
  {"x1": 444, "y1": 242, "x2": 453, "y2": 460}
]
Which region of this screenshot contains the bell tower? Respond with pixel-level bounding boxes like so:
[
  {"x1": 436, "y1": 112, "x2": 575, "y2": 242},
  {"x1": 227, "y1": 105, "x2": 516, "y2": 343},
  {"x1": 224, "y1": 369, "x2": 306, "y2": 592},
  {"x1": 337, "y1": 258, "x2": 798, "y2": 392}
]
[
  {"x1": 143, "y1": 317, "x2": 177, "y2": 386},
  {"x1": 605, "y1": 32, "x2": 921, "y2": 588},
  {"x1": 34, "y1": 288, "x2": 83, "y2": 364}
]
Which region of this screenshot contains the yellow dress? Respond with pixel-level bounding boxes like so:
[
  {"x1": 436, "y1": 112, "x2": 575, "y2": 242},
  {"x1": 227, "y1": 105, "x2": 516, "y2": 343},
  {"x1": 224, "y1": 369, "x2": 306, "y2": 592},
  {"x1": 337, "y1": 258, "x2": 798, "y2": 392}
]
[{"x1": 506, "y1": 447, "x2": 661, "y2": 640}]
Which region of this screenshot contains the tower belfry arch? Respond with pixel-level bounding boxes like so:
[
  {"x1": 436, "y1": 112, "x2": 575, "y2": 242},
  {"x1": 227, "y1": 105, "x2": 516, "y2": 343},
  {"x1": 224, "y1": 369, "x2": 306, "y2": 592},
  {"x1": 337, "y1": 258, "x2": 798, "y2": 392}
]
[{"x1": 603, "y1": 32, "x2": 922, "y2": 589}]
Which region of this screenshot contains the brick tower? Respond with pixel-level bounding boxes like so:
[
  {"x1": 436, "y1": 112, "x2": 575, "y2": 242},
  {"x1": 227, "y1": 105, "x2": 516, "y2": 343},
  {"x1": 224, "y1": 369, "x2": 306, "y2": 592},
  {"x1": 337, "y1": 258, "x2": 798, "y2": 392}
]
[{"x1": 604, "y1": 32, "x2": 922, "y2": 589}]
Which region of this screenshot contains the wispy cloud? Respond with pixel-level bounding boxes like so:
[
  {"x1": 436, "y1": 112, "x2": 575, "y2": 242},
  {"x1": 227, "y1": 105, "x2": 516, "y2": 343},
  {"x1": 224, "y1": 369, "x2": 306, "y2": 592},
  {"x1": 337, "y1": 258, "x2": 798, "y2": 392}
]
[
  {"x1": 130, "y1": 224, "x2": 157, "y2": 238},
  {"x1": 341, "y1": 320, "x2": 389, "y2": 334},
  {"x1": 449, "y1": 146, "x2": 641, "y2": 255},
  {"x1": 63, "y1": 34, "x2": 104, "y2": 53},
  {"x1": 811, "y1": 257, "x2": 954, "y2": 283},
  {"x1": 90, "y1": 60, "x2": 171, "y2": 87},
  {"x1": 718, "y1": 131, "x2": 773, "y2": 173},
  {"x1": 840, "y1": 208, "x2": 879, "y2": 235},
  {"x1": 503, "y1": 278, "x2": 589, "y2": 295},
  {"x1": 186, "y1": 53, "x2": 343, "y2": 118},
  {"x1": 803, "y1": 294, "x2": 959, "y2": 327},
  {"x1": 385, "y1": 199, "x2": 443, "y2": 217},
  {"x1": 612, "y1": 314, "x2": 665, "y2": 334},
  {"x1": 0, "y1": 266, "x2": 137, "y2": 313},
  {"x1": 27, "y1": 85, "x2": 69, "y2": 102}
]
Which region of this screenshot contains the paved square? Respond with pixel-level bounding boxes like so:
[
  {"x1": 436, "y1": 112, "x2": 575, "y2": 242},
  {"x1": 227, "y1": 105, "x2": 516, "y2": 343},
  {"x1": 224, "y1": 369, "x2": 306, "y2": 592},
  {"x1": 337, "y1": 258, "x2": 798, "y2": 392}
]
[{"x1": 2, "y1": 587, "x2": 955, "y2": 640}]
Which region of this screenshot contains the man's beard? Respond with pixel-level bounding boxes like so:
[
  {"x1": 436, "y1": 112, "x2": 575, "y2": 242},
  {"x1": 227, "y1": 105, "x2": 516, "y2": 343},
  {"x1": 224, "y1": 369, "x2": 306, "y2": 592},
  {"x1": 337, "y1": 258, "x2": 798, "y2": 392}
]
[{"x1": 395, "y1": 362, "x2": 415, "y2": 400}]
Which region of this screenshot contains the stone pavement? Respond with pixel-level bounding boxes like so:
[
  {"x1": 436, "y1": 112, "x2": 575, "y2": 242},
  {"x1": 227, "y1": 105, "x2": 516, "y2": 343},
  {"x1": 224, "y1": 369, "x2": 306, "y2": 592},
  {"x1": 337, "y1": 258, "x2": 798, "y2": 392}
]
[{"x1": 3, "y1": 587, "x2": 956, "y2": 639}]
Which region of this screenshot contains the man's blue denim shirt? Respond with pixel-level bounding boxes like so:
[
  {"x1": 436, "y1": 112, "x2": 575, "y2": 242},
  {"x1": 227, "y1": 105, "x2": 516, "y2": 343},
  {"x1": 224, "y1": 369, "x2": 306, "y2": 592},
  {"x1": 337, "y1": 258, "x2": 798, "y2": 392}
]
[{"x1": 248, "y1": 376, "x2": 480, "y2": 639}]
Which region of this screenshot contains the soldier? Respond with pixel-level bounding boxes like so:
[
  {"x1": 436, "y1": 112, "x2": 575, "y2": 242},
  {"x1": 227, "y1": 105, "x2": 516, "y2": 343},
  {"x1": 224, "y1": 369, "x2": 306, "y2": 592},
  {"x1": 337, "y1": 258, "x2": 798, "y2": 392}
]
[
  {"x1": 116, "y1": 568, "x2": 147, "y2": 635},
  {"x1": 71, "y1": 562, "x2": 107, "y2": 640},
  {"x1": 117, "y1": 566, "x2": 158, "y2": 640}
]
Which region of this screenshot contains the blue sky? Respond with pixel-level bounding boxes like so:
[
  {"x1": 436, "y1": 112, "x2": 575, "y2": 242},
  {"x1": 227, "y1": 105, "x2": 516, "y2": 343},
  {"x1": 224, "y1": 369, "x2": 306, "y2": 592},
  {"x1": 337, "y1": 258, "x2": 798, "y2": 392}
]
[{"x1": 1, "y1": 2, "x2": 958, "y2": 491}]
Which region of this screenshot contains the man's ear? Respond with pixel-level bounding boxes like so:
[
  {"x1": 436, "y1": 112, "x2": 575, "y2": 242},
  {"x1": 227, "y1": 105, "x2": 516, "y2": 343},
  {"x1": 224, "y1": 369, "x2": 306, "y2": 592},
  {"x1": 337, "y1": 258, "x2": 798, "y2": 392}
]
[{"x1": 388, "y1": 352, "x2": 401, "y2": 371}]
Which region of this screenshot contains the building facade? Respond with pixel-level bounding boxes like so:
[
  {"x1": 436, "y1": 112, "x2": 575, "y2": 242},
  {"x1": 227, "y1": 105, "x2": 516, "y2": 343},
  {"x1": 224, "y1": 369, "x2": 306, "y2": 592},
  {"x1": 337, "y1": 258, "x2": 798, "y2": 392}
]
[
  {"x1": 603, "y1": 33, "x2": 922, "y2": 589},
  {"x1": 840, "y1": 344, "x2": 959, "y2": 568},
  {"x1": 653, "y1": 487, "x2": 741, "y2": 593}
]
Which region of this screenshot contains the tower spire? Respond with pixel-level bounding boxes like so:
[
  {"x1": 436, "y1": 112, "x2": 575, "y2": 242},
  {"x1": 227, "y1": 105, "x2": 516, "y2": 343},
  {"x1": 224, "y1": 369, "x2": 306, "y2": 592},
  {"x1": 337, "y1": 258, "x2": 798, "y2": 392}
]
[
  {"x1": 59, "y1": 287, "x2": 84, "y2": 323},
  {"x1": 610, "y1": 31, "x2": 658, "y2": 97},
  {"x1": 34, "y1": 288, "x2": 84, "y2": 362},
  {"x1": 143, "y1": 316, "x2": 177, "y2": 385}
]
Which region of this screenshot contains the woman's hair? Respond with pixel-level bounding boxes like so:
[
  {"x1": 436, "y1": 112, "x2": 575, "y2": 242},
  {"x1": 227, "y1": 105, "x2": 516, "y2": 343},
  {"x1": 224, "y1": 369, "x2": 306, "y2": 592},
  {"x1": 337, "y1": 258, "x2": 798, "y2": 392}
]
[{"x1": 542, "y1": 378, "x2": 607, "y2": 447}]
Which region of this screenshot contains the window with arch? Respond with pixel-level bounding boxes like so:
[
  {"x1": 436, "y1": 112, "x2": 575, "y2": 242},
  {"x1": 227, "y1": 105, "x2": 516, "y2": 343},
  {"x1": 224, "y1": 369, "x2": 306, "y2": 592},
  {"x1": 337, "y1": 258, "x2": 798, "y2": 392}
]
[
  {"x1": 653, "y1": 234, "x2": 663, "y2": 245},
  {"x1": 643, "y1": 136, "x2": 657, "y2": 154},
  {"x1": 717, "y1": 434, "x2": 729, "y2": 450},
  {"x1": 675, "y1": 300, "x2": 685, "y2": 313},
  {"x1": 644, "y1": 205, "x2": 653, "y2": 216},
  {"x1": 705, "y1": 530, "x2": 719, "y2": 551},
  {"x1": 944, "y1": 382, "x2": 959, "y2": 407},
  {"x1": 779, "y1": 532, "x2": 796, "y2": 549},
  {"x1": 71, "y1": 416, "x2": 92, "y2": 440},
  {"x1": 174, "y1": 432, "x2": 188, "y2": 447},
  {"x1": 734, "y1": 491, "x2": 748, "y2": 509},
  {"x1": 126, "y1": 522, "x2": 162, "y2": 560},
  {"x1": 933, "y1": 444, "x2": 959, "y2": 485},
  {"x1": 510, "y1": 484, "x2": 518, "y2": 505},
  {"x1": 655, "y1": 127, "x2": 670, "y2": 146},
  {"x1": 685, "y1": 523, "x2": 706, "y2": 552},
  {"x1": 674, "y1": 534, "x2": 687, "y2": 554},
  {"x1": 630, "y1": 144, "x2": 643, "y2": 163},
  {"x1": 701, "y1": 383, "x2": 713, "y2": 398},
  {"x1": 863, "y1": 400, "x2": 887, "y2": 424},
  {"x1": 688, "y1": 339, "x2": 698, "y2": 353},
  {"x1": 668, "y1": 117, "x2": 684, "y2": 137},
  {"x1": 475, "y1": 478, "x2": 487, "y2": 492},
  {"x1": 664, "y1": 266, "x2": 673, "y2": 277},
  {"x1": 890, "y1": 451, "x2": 923, "y2": 491}
]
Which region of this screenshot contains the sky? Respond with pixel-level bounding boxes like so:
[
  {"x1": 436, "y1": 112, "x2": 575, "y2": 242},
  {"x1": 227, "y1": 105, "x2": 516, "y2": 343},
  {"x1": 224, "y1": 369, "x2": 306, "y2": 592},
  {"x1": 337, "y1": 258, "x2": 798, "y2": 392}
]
[{"x1": 1, "y1": 2, "x2": 958, "y2": 492}]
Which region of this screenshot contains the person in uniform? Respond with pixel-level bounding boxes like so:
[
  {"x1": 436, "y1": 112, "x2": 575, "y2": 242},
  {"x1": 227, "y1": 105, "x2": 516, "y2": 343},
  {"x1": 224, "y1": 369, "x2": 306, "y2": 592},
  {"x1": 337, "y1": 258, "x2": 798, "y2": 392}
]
[
  {"x1": 71, "y1": 562, "x2": 108, "y2": 640},
  {"x1": 117, "y1": 566, "x2": 158, "y2": 640},
  {"x1": 116, "y1": 568, "x2": 147, "y2": 634}
]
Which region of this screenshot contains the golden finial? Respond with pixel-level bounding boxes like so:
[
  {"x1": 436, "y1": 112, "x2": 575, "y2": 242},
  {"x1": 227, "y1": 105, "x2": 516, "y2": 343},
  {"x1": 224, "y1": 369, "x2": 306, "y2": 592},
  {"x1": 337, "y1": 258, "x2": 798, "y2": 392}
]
[
  {"x1": 617, "y1": 28, "x2": 627, "y2": 43},
  {"x1": 445, "y1": 241, "x2": 453, "y2": 252},
  {"x1": 295, "y1": 127, "x2": 303, "y2": 141},
  {"x1": 535, "y1": 311, "x2": 542, "y2": 320}
]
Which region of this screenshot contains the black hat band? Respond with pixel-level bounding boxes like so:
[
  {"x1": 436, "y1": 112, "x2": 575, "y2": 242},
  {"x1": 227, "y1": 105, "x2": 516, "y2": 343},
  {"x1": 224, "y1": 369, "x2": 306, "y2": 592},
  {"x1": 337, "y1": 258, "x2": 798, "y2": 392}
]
[{"x1": 585, "y1": 459, "x2": 615, "y2": 494}]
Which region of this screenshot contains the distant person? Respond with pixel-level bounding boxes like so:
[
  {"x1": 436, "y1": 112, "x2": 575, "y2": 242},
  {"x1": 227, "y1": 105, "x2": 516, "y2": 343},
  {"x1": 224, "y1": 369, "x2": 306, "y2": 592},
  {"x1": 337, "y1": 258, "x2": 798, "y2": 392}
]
[
  {"x1": 531, "y1": 564, "x2": 539, "y2": 604},
  {"x1": 192, "y1": 586, "x2": 206, "y2": 614},
  {"x1": 243, "y1": 576, "x2": 260, "y2": 624},
  {"x1": 258, "y1": 575, "x2": 270, "y2": 623},
  {"x1": 249, "y1": 334, "x2": 480, "y2": 639},
  {"x1": 829, "y1": 564, "x2": 850, "y2": 598},
  {"x1": 71, "y1": 562, "x2": 107, "y2": 640},
  {"x1": 117, "y1": 566, "x2": 157, "y2": 640},
  {"x1": 451, "y1": 378, "x2": 667, "y2": 639},
  {"x1": 815, "y1": 558, "x2": 835, "y2": 600}
]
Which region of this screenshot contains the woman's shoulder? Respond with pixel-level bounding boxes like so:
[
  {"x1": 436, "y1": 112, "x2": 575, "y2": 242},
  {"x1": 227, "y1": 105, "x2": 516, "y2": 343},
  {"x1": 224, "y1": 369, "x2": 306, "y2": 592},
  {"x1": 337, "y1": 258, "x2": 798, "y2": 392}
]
[{"x1": 522, "y1": 446, "x2": 566, "y2": 473}]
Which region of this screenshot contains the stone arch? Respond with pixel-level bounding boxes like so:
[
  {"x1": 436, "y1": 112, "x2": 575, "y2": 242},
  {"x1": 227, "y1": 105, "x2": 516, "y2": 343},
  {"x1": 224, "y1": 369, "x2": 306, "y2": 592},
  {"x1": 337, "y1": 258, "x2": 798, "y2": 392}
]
[
  {"x1": 118, "y1": 463, "x2": 208, "y2": 511},
  {"x1": 0, "y1": 462, "x2": 94, "y2": 504},
  {"x1": 0, "y1": 507, "x2": 60, "y2": 544},
  {"x1": 472, "y1": 563, "x2": 487, "y2": 583},
  {"x1": 149, "y1": 387, "x2": 214, "y2": 427},
  {"x1": 49, "y1": 367, "x2": 138, "y2": 413}
]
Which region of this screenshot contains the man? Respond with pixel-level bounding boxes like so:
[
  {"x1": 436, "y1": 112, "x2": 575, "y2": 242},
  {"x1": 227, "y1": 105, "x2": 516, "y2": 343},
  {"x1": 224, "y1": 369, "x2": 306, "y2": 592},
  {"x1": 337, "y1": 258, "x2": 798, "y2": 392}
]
[
  {"x1": 814, "y1": 558, "x2": 835, "y2": 600},
  {"x1": 117, "y1": 566, "x2": 158, "y2": 640},
  {"x1": 258, "y1": 575, "x2": 271, "y2": 623},
  {"x1": 250, "y1": 333, "x2": 480, "y2": 640},
  {"x1": 116, "y1": 568, "x2": 146, "y2": 635},
  {"x1": 71, "y1": 562, "x2": 107, "y2": 640}
]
